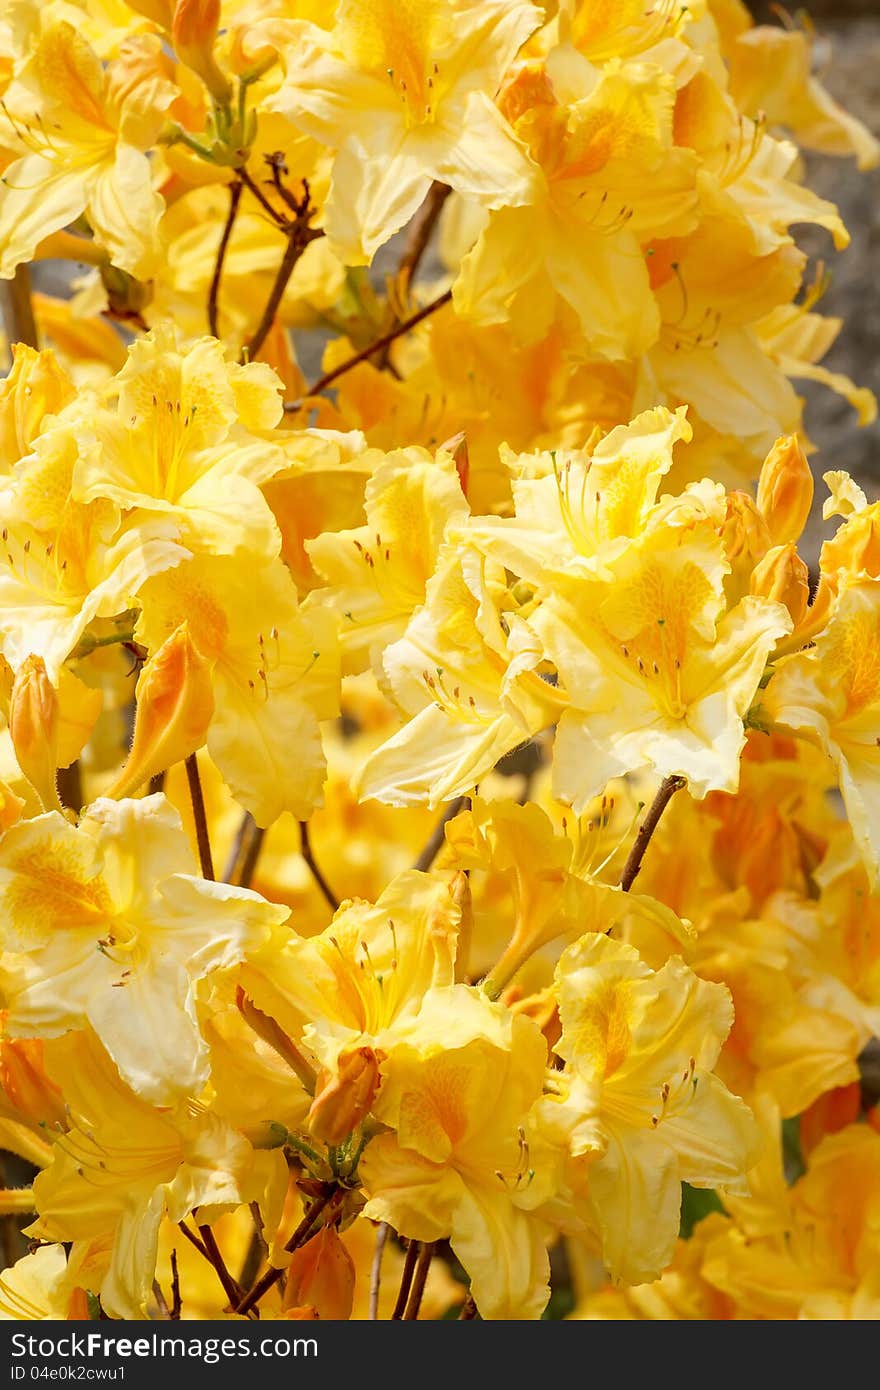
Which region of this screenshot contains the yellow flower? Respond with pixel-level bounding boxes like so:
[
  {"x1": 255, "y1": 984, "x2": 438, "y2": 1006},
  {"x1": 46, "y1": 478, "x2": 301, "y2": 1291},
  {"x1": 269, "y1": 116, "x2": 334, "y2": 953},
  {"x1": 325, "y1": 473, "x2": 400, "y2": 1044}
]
[
  {"x1": 703, "y1": 1124, "x2": 880, "y2": 1319},
  {"x1": 0, "y1": 20, "x2": 175, "y2": 278},
  {"x1": 455, "y1": 61, "x2": 698, "y2": 358},
  {"x1": 357, "y1": 547, "x2": 561, "y2": 806},
  {"x1": 307, "y1": 444, "x2": 468, "y2": 676},
  {"x1": 27, "y1": 1028, "x2": 283, "y2": 1319},
  {"x1": 266, "y1": 0, "x2": 541, "y2": 263},
  {"x1": 242, "y1": 868, "x2": 464, "y2": 1081},
  {"x1": 360, "y1": 986, "x2": 551, "y2": 1319},
  {"x1": 766, "y1": 580, "x2": 880, "y2": 884},
  {"x1": 0, "y1": 1245, "x2": 84, "y2": 1321},
  {"x1": 533, "y1": 520, "x2": 791, "y2": 806},
  {"x1": 136, "y1": 553, "x2": 339, "y2": 826},
  {"x1": 539, "y1": 933, "x2": 760, "y2": 1284},
  {"x1": 71, "y1": 326, "x2": 287, "y2": 558},
  {"x1": 0, "y1": 794, "x2": 287, "y2": 1101}
]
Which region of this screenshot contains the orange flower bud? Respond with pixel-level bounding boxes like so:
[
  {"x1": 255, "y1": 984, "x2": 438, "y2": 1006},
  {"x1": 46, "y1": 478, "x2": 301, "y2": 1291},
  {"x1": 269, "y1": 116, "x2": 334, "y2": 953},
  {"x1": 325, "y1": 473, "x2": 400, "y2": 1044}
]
[
  {"x1": 9, "y1": 656, "x2": 61, "y2": 812},
  {"x1": 757, "y1": 435, "x2": 813, "y2": 545},
  {"x1": 0, "y1": 345, "x2": 74, "y2": 469},
  {"x1": 0, "y1": 1036, "x2": 67, "y2": 1129},
  {"x1": 750, "y1": 543, "x2": 809, "y2": 627},
  {"x1": 721, "y1": 492, "x2": 771, "y2": 602},
  {"x1": 282, "y1": 1226, "x2": 355, "y2": 1321},
  {"x1": 172, "y1": 0, "x2": 232, "y2": 104},
  {"x1": 308, "y1": 1045, "x2": 383, "y2": 1146},
  {"x1": 106, "y1": 623, "x2": 214, "y2": 799}
]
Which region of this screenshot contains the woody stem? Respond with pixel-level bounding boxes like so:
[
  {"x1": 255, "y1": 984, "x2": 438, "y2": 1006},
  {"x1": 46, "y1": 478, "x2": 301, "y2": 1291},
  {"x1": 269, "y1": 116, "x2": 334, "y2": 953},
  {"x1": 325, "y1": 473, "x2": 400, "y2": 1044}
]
[
  {"x1": 208, "y1": 179, "x2": 243, "y2": 338},
  {"x1": 285, "y1": 288, "x2": 452, "y2": 409},
  {"x1": 234, "y1": 1187, "x2": 337, "y2": 1315},
  {"x1": 618, "y1": 775, "x2": 686, "y2": 893},
  {"x1": 185, "y1": 754, "x2": 215, "y2": 881}
]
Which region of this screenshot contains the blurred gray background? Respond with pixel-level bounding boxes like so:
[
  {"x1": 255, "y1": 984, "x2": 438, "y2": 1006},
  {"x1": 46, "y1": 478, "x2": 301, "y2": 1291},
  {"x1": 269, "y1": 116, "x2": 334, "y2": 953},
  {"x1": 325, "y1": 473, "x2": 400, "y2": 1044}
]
[{"x1": 754, "y1": 2, "x2": 879, "y2": 532}]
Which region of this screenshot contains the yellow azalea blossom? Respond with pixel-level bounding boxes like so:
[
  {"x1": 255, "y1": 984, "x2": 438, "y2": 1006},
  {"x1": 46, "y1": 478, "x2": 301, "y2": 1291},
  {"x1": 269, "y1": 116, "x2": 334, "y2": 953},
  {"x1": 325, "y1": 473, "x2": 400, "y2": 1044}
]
[
  {"x1": 703, "y1": 1124, "x2": 880, "y2": 1320},
  {"x1": 136, "y1": 553, "x2": 339, "y2": 825},
  {"x1": 70, "y1": 326, "x2": 287, "y2": 558},
  {"x1": 0, "y1": 500, "x2": 186, "y2": 685},
  {"x1": 242, "y1": 868, "x2": 464, "y2": 1082},
  {"x1": 766, "y1": 581, "x2": 880, "y2": 884},
  {"x1": 446, "y1": 795, "x2": 690, "y2": 996},
  {"x1": 27, "y1": 1028, "x2": 285, "y2": 1320},
  {"x1": 455, "y1": 60, "x2": 698, "y2": 358},
  {"x1": 538, "y1": 933, "x2": 760, "y2": 1285},
  {"x1": 461, "y1": 405, "x2": 694, "y2": 585},
  {"x1": 0, "y1": 21, "x2": 175, "y2": 279},
  {"x1": 357, "y1": 546, "x2": 561, "y2": 806},
  {"x1": 266, "y1": 0, "x2": 541, "y2": 264},
  {"x1": 360, "y1": 986, "x2": 552, "y2": 1320},
  {"x1": 532, "y1": 521, "x2": 791, "y2": 807},
  {"x1": 307, "y1": 444, "x2": 468, "y2": 676},
  {"x1": 0, "y1": 345, "x2": 74, "y2": 474},
  {"x1": 0, "y1": 794, "x2": 287, "y2": 1101},
  {"x1": 0, "y1": 1244, "x2": 85, "y2": 1321}
]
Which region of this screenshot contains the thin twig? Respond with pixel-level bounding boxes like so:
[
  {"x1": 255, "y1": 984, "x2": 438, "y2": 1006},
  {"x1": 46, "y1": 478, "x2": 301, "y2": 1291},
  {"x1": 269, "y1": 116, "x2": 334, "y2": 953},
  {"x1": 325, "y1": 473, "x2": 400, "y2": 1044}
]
[
  {"x1": 245, "y1": 181, "x2": 321, "y2": 361},
  {"x1": 234, "y1": 1188, "x2": 336, "y2": 1315},
  {"x1": 299, "y1": 820, "x2": 339, "y2": 911},
  {"x1": 618, "y1": 775, "x2": 686, "y2": 893},
  {"x1": 177, "y1": 1221, "x2": 209, "y2": 1260},
  {"x1": 238, "y1": 167, "x2": 286, "y2": 226},
  {"x1": 223, "y1": 811, "x2": 261, "y2": 885},
  {"x1": 402, "y1": 1240, "x2": 435, "y2": 1320},
  {"x1": 185, "y1": 754, "x2": 215, "y2": 880},
  {"x1": 369, "y1": 1221, "x2": 390, "y2": 1320},
  {"x1": 459, "y1": 1292, "x2": 478, "y2": 1320},
  {"x1": 169, "y1": 1250, "x2": 181, "y2": 1319},
  {"x1": 398, "y1": 183, "x2": 451, "y2": 286},
  {"x1": 413, "y1": 795, "x2": 467, "y2": 872},
  {"x1": 239, "y1": 823, "x2": 266, "y2": 890},
  {"x1": 284, "y1": 288, "x2": 452, "y2": 410},
  {"x1": 0, "y1": 264, "x2": 38, "y2": 348},
  {"x1": 375, "y1": 182, "x2": 450, "y2": 370},
  {"x1": 239, "y1": 1203, "x2": 268, "y2": 1293},
  {"x1": 208, "y1": 180, "x2": 243, "y2": 338},
  {"x1": 198, "y1": 1224, "x2": 245, "y2": 1309},
  {"x1": 390, "y1": 1239, "x2": 420, "y2": 1320}
]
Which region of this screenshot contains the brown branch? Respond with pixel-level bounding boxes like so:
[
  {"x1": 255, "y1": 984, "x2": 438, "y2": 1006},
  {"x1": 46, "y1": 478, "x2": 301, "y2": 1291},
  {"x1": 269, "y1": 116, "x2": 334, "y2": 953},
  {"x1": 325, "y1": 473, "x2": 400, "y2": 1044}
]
[
  {"x1": 245, "y1": 181, "x2": 321, "y2": 362},
  {"x1": 369, "y1": 1221, "x2": 390, "y2": 1320},
  {"x1": 284, "y1": 288, "x2": 452, "y2": 410},
  {"x1": 390, "y1": 1239, "x2": 420, "y2": 1320},
  {"x1": 169, "y1": 1249, "x2": 182, "y2": 1320},
  {"x1": 234, "y1": 1187, "x2": 337, "y2": 1316},
  {"x1": 398, "y1": 183, "x2": 450, "y2": 287},
  {"x1": 413, "y1": 795, "x2": 467, "y2": 872},
  {"x1": 208, "y1": 180, "x2": 243, "y2": 338},
  {"x1": 0, "y1": 265, "x2": 38, "y2": 348},
  {"x1": 374, "y1": 182, "x2": 450, "y2": 371},
  {"x1": 459, "y1": 1292, "x2": 478, "y2": 1320},
  {"x1": 618, "y1": 775, "x2": 686, "y2": 893},
  {"x1": 185, "y1": 754, "x2": 215, "y2": 881},
  {"x1": 223, "y1": 811, "x2": 264, "y2": 887},
  {"x1": 198, "y1": 1223, "x2": 245, "y2": 1309},
  {"x1": 402, "y1": 1240, "x2": 435, "y2": 1320},
  {"x1": 238, "y1": 167, "x2": 286, "y2": 226},
  {"x1": 299, "y1": 819, "x2": 339, "y2": 912}
]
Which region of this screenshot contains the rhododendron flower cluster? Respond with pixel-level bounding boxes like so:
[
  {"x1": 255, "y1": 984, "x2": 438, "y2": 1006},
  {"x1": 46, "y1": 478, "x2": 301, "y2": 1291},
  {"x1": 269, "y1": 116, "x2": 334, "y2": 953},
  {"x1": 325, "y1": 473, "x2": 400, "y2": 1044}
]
[{"x1": 0, "y1": 0, "x2": 878, "y2": 1323}]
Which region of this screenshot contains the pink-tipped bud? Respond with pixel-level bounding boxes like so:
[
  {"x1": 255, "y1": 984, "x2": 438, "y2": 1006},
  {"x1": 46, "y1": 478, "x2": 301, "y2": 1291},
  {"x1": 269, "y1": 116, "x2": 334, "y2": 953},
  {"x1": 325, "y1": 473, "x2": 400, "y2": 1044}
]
[
  {"x1": 757, "y1": 435, "x2": 813, "y2": 545},
  {"x1": 107, "y1": 623, "x2": 214, "y2": 798},
  {"x1": 9, "y1": 656, "x2": 61, "y2": 812},
  {"x1": 171, "y1": 0, "x2": 231, "y2": 104}
]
